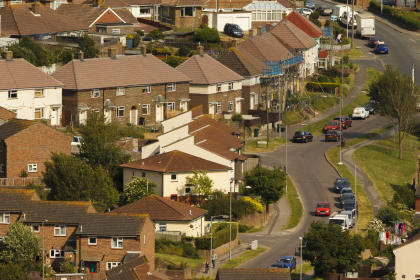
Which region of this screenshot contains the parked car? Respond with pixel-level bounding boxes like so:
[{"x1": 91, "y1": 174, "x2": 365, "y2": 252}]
[
  {"x1": 352, "y1": 107, "x2": 369, "y2": 119},
  {"x1": 340, "y1": 188, "x2": 353, "y2": 200},
  {"x1": 341, "y1": 192, "x2": 356, "y2": 202},
  {"x1": 272, "y1": 256, "x2": 296, "y2": 270},
  {"x1": 340, "y1": 209, "x2": 356, "y2": 228},
  {"x1": 297, "y1": 7, "x2": 313, "y2": 16},
  {"x1": 367, "y1": 38, "x2": 384, "y2": 48},
  {"x1": 335, "y1": 177, "x2": 350, "y2": 192},
  {"x1": 317, "y1": 7, "x2": 333, "y2": 16},
  {"x1": 224, "y1": 23, "x2": 244, "y2": 38},
  {"x1": 292, "y1": 131, "x2": 313, "y2": 143},
  {"x1": 364, "y1": 102, "x2": 376, "y2": 115},
  {"x1": 71, "y1": 136, "x2": 83, "y2": 147},
  {"x1": 269, "y1": 263, "x2": 288, "y2": 269},
  {"x1": 375, "y1": 44, "x2": 389, "y2": 54},
  {"x1": 305, "y1": 1, "x2": 316, "y2": 9},
  {"x1": 315, "y1": 202, "x2": 331, "y2": 216},
  {"x1": 330, "y1": 15, "x2": 338, "y2": 21},
  {"x1": 333, "y1": 116, "x2": 352, "y2": 129},
  {"x1": 325, "y1": 130, "x2": 341, "y2": 142},
  {"x1": 342, "y1": 199, "x2": 357, "y2": 212},
  {"x1": 323, "y1": 120, "x2": 342, "y2": 133}
]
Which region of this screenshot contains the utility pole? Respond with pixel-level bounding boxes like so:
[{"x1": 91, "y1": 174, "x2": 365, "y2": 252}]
[
  {"x1": 338, "y1": 59, "x2": 343, "y2": 165},
  {"x1": 266, "y1": 81, "x2": 270, "y2": 147},
  {"x1": 355, "y1": 161, "x2": 357, "y2": 234},
  {"x1": 346, "y1": 0, "x2": 349, "y2": 38},
  {"x1": 351, "y1": 0, "x2": 355, "y2": 48},
  {"x1": 278, "y1": 75, "x2": 281, "y2": 139}
]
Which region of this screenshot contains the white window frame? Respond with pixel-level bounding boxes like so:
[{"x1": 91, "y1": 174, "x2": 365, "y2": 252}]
[
  {"x1": 228, "y1": 82, "x2": 234, "y2": 91},
  {"x1": 159, "y1": 223, "x2": 167, "y2": 231},
  {"x1": 32, "y1": 224, "x2": 40, "y2": 233},
  {"x1": 111, "y1": 28, "x2": 120, "y2": 34},
  {"x1": 50, "y1": 249, "x2": 65, "y2": 259},
  {"x1": 142, "y1": 85, "x2": 151, "y2": 93},
  {"x1": 106, "y1": 262, "x2": 121, "y2": 270},
  {"x1": 54, "y1": 225, "x2": 66, "y2": 236},
  {"x1": 0, "y1": 212, "x2": 10, "y2": 224},
  {"x1": 139, "y1": 7, "x2": 151, "y2": 15},
  {"x1": 8, "y1": 90, "x2": 17, "y2": 99},
  {"x1": 180, "y1": 6, "x2": 196, "y2": 17},
  {"x1": 167, "y1": 102, "x2": 175, "y2": 112},
  {"x1": 216, "y1": 102, "x2": 222, "y2": 113},
  {"x1": 254, "y1": 93, "x2": 259, "y2": 105},
  {"x1": 34, "y1": 89, "x2": 44, "y2": 98},
  {"x1": 34, "y1": 108, "x2": 44, "y2": 119},
  {"x1": 27, "y1": 163, "x2": 38, "y2": 173},
  {"x1": 142, "y1": 104, "x2": 150, "y2": 115},
  {"x1": 88, "y1": 236, "x2": 97, "y2": 245},
  {"x1": 116, "y1": 87, "x2": 125, "y2": 96},
  {"x1": 228, "y1": 101, "x2": 233, "y2": 112},
  {"x1": 91, "y1": 89, "x2": 100, "y2": 98},
  {"x1": 216, "y1": 83, "x2": 222, "y2": 92},
  {"x1": 116, "y1": 106, "x2": 125, "y2": 117},
  {"x1": 167, "y1": 83, "x2": 176, "y2": 92},
  {"x1": 170, "y1": 174, "x2": 177, "y2": 181},
  {"x1": 111, "y1": 237, "x2": 123, "y2": 249}
]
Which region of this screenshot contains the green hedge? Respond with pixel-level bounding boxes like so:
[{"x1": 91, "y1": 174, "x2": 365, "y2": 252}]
[
  {"x1": 200, "y1": 192, "x2": 259, "y2": 219},
  {"x1": 194, "y1": 223, "x2": 238, "y2": 250},
  {"x1": 369, "y1": 0, "x2": 420, "y2": 31},
  {"x1": 156, "y1": 239, "x2": 200, "y2": 259},
  {"x1": 306, "y1": 82, "x2": 341, "y2": 94}
]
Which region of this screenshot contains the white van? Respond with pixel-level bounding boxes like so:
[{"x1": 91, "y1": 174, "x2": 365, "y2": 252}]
[
  {"x1": 329, "y1": 212, "x2": 350, "y2": 230},
  {"x1": 352, "y1": 107, "x2": 369, "y2": 120}
]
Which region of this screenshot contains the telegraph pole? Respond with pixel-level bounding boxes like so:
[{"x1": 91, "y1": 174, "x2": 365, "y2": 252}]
[{"x1": 351, "y1": 0, "x2": 355, "y2": 48}]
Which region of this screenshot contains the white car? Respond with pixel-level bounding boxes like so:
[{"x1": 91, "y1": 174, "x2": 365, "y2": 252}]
[
  {"x1": 297, "y1": 8, "x2": 313, "y2": 16},
  {"x1": 71, "y1": 136, "x2": 83, "y2": 147},
  {"x1": 352, "y1": 107, "x2": 369, "y2": 119}
]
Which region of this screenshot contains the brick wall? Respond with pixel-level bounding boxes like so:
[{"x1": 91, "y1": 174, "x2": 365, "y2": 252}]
[
  {"x1": 0, "y1": 212, "x2": 20, "y2": 236},
  {"x1": 140, "y1": 217, "x2": 155, "y2": 270},
  {"x1": 62, "y1": 83, "x2": 190, "y2": 126},
  {"x1": 190, "y1": 90, "x2": 242, "y2": 115},
  {"x1": 241, "y1": 84, "x2": 261, "y2": 114},
  {"x1": 190, "y1": 94, "x2": 209, "y2": 113},
  {"x1": 5, "y1": 123, "x2": 72, "y2": 178},
  {"x1": 175, "y1": 7, "x2": 203, "y2": 29},
  {"x1": 416, "y1": 197, "x2": 420, "y2": 212}
]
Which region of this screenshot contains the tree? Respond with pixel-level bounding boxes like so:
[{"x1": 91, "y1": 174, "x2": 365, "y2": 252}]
[
  {"x1": 8, "y1": 36, "x2": 54, "y2": 67},
  {"x1": 369, "y1": 65, "x2": 418, "y2": 159},
  {"x1": 120, "y1": 177, "x2": 156, "y2": 205},
  {"x1": 0, "y1": 222, "x2": 39, "y2": 268},
  {"x1": 78, "y1": 35, "x2": 99, "y2": 58},
  {"x1": 303, "y1": 221, "x2": 364, "y2": 275},
  {"x1": 43, "y1": 153, "x2": 119, "y2": 207},
  {"x1": 187, "y1": 170, "x2": 214, "y2": 198},
  {"x1": 194, "y1": 27, "x2": 220, "y2": 43},
  {"x1": 78, "y1": 111, "x2": 130, "y2": 190},
  {"x1": 243, "y1": 166, "x2": 286, "y2": 206},
  {"x1": 0, "y1": 263, "x2": 26, "y2": 280}
]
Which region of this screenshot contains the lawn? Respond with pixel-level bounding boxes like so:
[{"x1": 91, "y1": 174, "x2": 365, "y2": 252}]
[
  {"x1": 353, "y1": 134, "x2": 420, "y2": 203},
  {"x1": 308, "y1": 92, "x2": 339, "y2": 112},
  {"x1": 284, "y1": 110, "x2": 308, "y2": 125},
  {"x1": 291, "y1": 262, "x2": 314, "y2": 280},
  {"x1": 345, "y1": 127, "x2": 387, "y2": 147},
  {"x1": 326, "y1": 145, "x2": 373, "y2": 231},
  {"x1": 284, "y1": 175, "x2": 303, "y2": 230},
  {"x1": 244, "y1": 137, "x2": 286, "y2": 153},
  {"x1": 337, "y1": 47, "x2": 364, "y2": 58},
  {"x1": 221, "y1": 247, "x2": 266, "y2": 268},
  {"x1": 155, "y1": 253, "x2": 203, "y2": 269}
]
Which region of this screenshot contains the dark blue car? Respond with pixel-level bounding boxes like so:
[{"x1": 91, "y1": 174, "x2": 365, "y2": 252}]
[
  {"x1": 271, "y1": 256, "x2": 296, "y2": 270},
  {"x1": 375, "y1": 44, "x2": 389, "y2": 54}
]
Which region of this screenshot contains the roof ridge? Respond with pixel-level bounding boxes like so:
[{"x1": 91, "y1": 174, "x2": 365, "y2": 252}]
[
  {"x1": 194, "y1": 55, "x2": 211, "y2": 84},
  {"x1": 4, "y1": 60, "x2": 18, "y2": 89},
  {"x1": 9, "y1": 6, "x2": 21, "y2": 36},
  {"x1": 164, "y1": 150, "x2": 177, "y2": 172}
]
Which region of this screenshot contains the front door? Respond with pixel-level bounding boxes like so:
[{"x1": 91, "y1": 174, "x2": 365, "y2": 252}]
[
  {"x1": 130, "y1": 108, "x2": 138, "y2": 125},
  {"x1": 209, "y1": 104, "x2": 214, "y2": 115},
  {"x1": 50, "y1": 108, "x2": 58, "y2": 126},
  {"x1": 235, "y1": 100, "x2": 241, "y2": 114},
  {"x1": 250, "y1": 95, "x2": 255, "y2": 110},
  {"x1": 156, "y1": 104, "x2": 163, "y2": 122},
  {"x1": 85, "y1": 262, "x2": 98, "y2": 273},
  {"x1": 104, "y1": 109, "x2": 112, "y2": 124},
  {"x1": 79, "y1": 110, "x2": 87, "y2": 125}
]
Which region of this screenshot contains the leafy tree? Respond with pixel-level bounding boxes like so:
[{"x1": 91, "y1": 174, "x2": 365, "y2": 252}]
[
  {"x1": 78, "y1": 111, "x2": 130, "y2": 190},
  {"x1": 303, "y1": 221, "x2": 364, "y2": 275},
  {"x1": 376, "y1": 205, "x2": 401, "y2": 227},
  {"x1": 0, "y1": 222, "x2": 39, "y2": 268},
  {"x1": 78, "y1": 35, "x2": 99, "y2": 58},
  {"x1": 132, "y1": 32, "x2": 141, "y2": 48},
  {"x1": 391, "y1": 184, "x2": 415, "y2": 209},
  {"x1": 369, "y1": 65, "x2": 418, "y2": 159},
  {"x1": 120, "y1": 177, "x2": 156, "y2": 205},
  {"x1": 194, "y1": 27, "x2": 220, "y2": 43},
  {"x1": 177, "y1": 45, "x2": 191, "y2": 57},
  {"x1": 148, "y1": 30, "x2": 164, "y2": 40},
  {"x1": 43, "y1": 153, "x2": 119, "y2": 207},
  {"x1": 60, "y1": 261, "x2": 76, "y2": 273},
  {"x1": 163, "y1": 55, "x2": 188, "y2": 67},
  {"x1": 0, "y1": 263, "x2": 26, "y2": 280},
  {"x1": 8, "y1": 36, "x2": 54, "y2": 66},
  {"x1": 309, "y1": 11, "x2": 321, "y2": 27},
  {"x1": 187, "y1": 170, "x2": 214, "y2": 198},
  {"x1": 243, "y1": 166, "x2": 286, "y2": 206}
]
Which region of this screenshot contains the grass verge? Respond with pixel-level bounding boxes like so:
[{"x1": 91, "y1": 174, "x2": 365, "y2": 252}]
[
  {"x1": 221, "y1": 247, "x2": 266, "y2": 268},
  {"x1": 337, "y1": 47, "x2": 364, "y2": 58},
  {"x1": 353, "y1": 134, "x2": 420, "y2": 203},
  {"x1": 155, "y1": 253, "x2": 203, "y2": 269},
  {"x1": 284, "y1": 175, "x2": 303, "y2": 229},
  {"x1": 291, "y1": 262, "x2": 314, "y2": 280},
  {"x1": 345, "y1": 127, "x2": 387, "y2": 147},
  {"x1": 245, "y1": 137, "x2": 286, "y2": 153},
  {"x1": 326, "y1": 145, "x2": 373, "y2": 231}
]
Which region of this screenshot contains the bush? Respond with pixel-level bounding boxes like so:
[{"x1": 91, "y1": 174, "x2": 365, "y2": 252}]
[
  {"x1": 391, "y1": 184, "x2": 415, "y2": 209},
  {"x1": 369, "y1": 0, "x2": 420, "y2": 31},
  {"x1": 155, "y1": 239, "x2": 200, "y2": 259},
  {"x1": 377, "y1": 205, "x2": 401, "y2": 227},
  {"x1": 306, "y1": 81, "x2": 341, "y2": 94},
  {"x1": 231, "y1": 114, "x2": 243, "y2": 122},
  {"x1": 200, "y1": 192, "x2": 260, "y2": 219},
  {"x1": 238, "y1": 224, "x2": 253, "y2": 232},
  {"x1": 177, "y1": 45, "x2": 191, "y2": 57},
  {"x1": 163, "y1": 55, "x2": 188, "y2": 67},
  {"x1": 149, "y1": 30, "x2": 165, "y2": 40},
  {"x1": 118, "y1": 126, "x2": 145, "y2": 138},
  {"x1": 194, "y1": 223, "x2": 238, "y2": 250},
  {"x1": 194, "y1": 27, "x2": 220, "y2": 43},
  {"x1": 240, "y1": 196, "x2": 264, "y2": 213},
  {"x1": 78, "y1": 36, "x2": 100, "y2": 58},
  {"x1": 8, "y1": 37, "x2": 54, "y2": 67}
]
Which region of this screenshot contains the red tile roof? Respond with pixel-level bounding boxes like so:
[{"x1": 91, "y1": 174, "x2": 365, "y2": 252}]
[
  {"x1": 318, "y1": 50, "x2": 328, "y2": 58},
  {"x1": 112, "y1": 194, "x2": 208, "y2": 221},
  {"x1": 286, "y1": 10, "x2": 322, "y2": 39},
  {"x1": 270, "y1": 20, "x2": 316, "y2": 50},
  {"x1": 121, "y1": 150, "x2": 231, "y2": 172}
]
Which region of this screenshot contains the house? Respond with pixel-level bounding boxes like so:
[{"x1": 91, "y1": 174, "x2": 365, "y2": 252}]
[
  {"x1": 0, "y1": 188, "x2": 156, "y2": 278},
  {"x1": 176, "y1": 47, "x2": 245, "y2": 115},
  {"x1": 243, "y1": 1, "x2": 292, "y2": 28},
  {"x1": 317, "y1": 50, "x2": 329, "y2": 69},
  {"x1": 121, "y1": 150, "x2": 232, "y2": 197},
  {"x1": 107, "y1": 256, "x2": 172, "y2": 280},
  {"x1": 215, "y1": 268, "x2": 291, "y2": 280},
  {"x1": 112, "y1": 195, "x2": 208, "y2": 237},
  {"x1": 159, "y1": 0, "x2": 207, "y2": 29},
  {"x1": 0, "y1": 54, "x2": 64, "y2": 125},
  {"x1": 0, "y1": 119, "x2": 72, "y2": 180},
  {"x1": 270, "y1": 19, "x2": 318, "y2": 78},
  {"x1": 52, "y1": 52, "x2": 191, "y2": 127},
  {"x1": 0, "y1": 106, "x2": 17, "y2": 125},
  {"x1": 0, "y1": 3, "x2": 85, "y2": 38},
  {"x1": 100, "y1": 0, "x2": 161, "y2": 21},
  {"x1": 393, "y1": 233, "x2": 420, "y2": 280}
]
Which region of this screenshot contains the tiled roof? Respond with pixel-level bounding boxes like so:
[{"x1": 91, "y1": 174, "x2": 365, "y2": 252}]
[
  {"x1": 318, "y1": 50, "x2": 328, "y2": 59},
  {"x1": 112, "y1": 195, "x2": 208, "y2": 221},
  {"x1": 161, "y1": 0, "x2": 207, "y2": 6},
  {"x1": 193, "y1": 125, "x2": 243, "y2": 150},
  {"x1": 101, "y1": 0, "x2": 161, "y2": 6},
  {"x1": 217, "y1": 48, "x2": 265, "y2": 77},
  {"x1": 107, "y1": 256, "x2": 172, "y2": 280},
  {"x1": 216, "y1": 268, "x2": 291, "y2": 280},
  {"x1": 52, "y1": 55, "x2": 191, "y2": 90},
  {"x1": 0, "y1": 107, "x2": 16, "y2": 121},
  {"x1": 176, "y1": 54, "x2": 244, "y2": 85},
  {"x1": 286, "y1": 11, "x2": 322, "y2": 38},
  {"x1": 188, "y1": 115, "x2": 241, "y2": 135},
  {"x1": 197, "y1": 138, "x2": 244, "y2": 161},
  {"x1": 270, "y1": 20, "x2": 316, "y2": 50},
  {"x1": 0, "y1": 119, "x2": 36, "y2": 141},
  {"x1": 121, "y1": 150, "x2": 231, "y2": 172},
  {"x1": 0, "y1": 59, "x2": 63, "y2": 90},
  {"x1": 0, "y1": 3, "x2": 85, "y2": 36},
  {"x1": 0, "y1": 188, "x2": 39, "y2": 211}
]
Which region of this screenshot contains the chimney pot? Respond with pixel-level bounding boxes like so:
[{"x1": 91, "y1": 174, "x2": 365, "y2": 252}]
[
  {"x1": 197, "y1": 45, "x2": 204, "y2": 56},
  {"x1": 248, "y1": 29, "x2": 254, "y2": 38},
  {"x1": 257, "y1": 26, "x2": 263, "y2": 36},
  {"x1": 141, "y1": 45, "x2": 147, "y2": 56},
  {"x1": 5, "y1": 51, "x2": 13, "y2": 60}
]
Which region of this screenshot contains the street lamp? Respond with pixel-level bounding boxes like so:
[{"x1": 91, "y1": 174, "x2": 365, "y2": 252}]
[
  {"x1": 354, "y1": 160, "x2": 357, "y2": 234},
  {"x1": 210, "y1": 215, "x2": 229, "y2": 266},
  {"x1": 285, "y1": 123, "x2": 288, "y2": 194},
  {"x1": 338, "y1": 58, "x2": 344, "y2": 166},
  {"x1": 229, "y1": 178, "x2": 234, "y2": 261},
  {"x1": 299, "y1": 237, "x2": 303, "y2": 280},
  {"x1": 42, "y1": 219, "x2": 48, "y2": 280}
]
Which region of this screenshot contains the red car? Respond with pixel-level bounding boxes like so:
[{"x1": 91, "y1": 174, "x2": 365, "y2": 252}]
[
  {"x1": 323, "y1": 120, "x2": 342, "y2": 133},
  {"x1": 315, "y1": 202, "x2": 331, "y2": 216},
  {"x1": 334, "y1": 116, "x2": 352, "y2": 129}
]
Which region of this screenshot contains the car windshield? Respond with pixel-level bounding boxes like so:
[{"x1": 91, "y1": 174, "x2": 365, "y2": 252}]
[
  {"x1": 342, "y1": 189, "x2": 352, "y2": 193},
  {"x1": 318, "y1": 203, "x2": 329, "y2": 208},
  {"x1": 295, "y1": 131, "x2": 304, "y2": 136},
  {"x1": 73, "y1": 137, "x2": 80, "y2": 142},
  {"x1": 280, "y1": 258, "x2": 292, "y2": 263}
]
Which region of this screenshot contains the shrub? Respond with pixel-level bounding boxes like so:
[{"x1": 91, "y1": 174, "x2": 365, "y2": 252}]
[
  {"x1": 306, "y1": 81, "x2": 341, "y2": 94},
  {"x1": 163, "y1": 55, "x2": 188, "y2": 67},
  {"x1": 231, "y1": 114, "x2": 243, "y2": 122},
  {"x1": 118, "y1": 126, "x2": 145, "y2": 138},
  {"x1": 369, "y1": 0, "x2": 420, "y2": 31},
  {"x1": 194, "y1": 27, "x2": 220, "y2": 43},
  {"x1": 200, "y1": 192, "x2": 259, "y2": 219},
  {"x1": 391, "y1": 184, "x2": 415, "y2": 209},
  {"x1": 377, "y1": 205, "x2": 401, "y2": 227},
  {"x1": 149, "y1": 30, "x2": 165, "y2": 40},
  {"x1": 155, "y1": 239, "x2": 199, "y2": 259},
  {"x1": 238, "y1": 224, "x2": 253, "y2": 232},
  {"x1": 240, "y1": 196, "x2": 264, "y2": 213},
  {"x1": 194, "y1": 223, "x2": 238, "y2": 250},
  {"x1": 177, "y1": 45, "x2": 191, "y2": 57}
]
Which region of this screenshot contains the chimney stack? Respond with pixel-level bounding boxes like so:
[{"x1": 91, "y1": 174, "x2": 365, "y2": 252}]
[
  {"x1": 108, "y1": 48, "x2": 117, "y2": 59},
  {"x1": 141, "y1": 45, "x2": 147, "y2": 56},
  {"x1": 257, "y1": 26, "x2": 263, "y2": 36},
  {"x1": 31, "y1": 3, "x2": 40, "y2": 14},
  {"x1": 5, "y1": 51, "x2": 13, "y2": 60},
  {"x1": 248, "y1": 29, "x2": 254, "y2": 38},
  {"x1": 197, "y1": 45, "x2": 204, "y2": 56},
  {"x1": 265, "y1": 23, "x2": 271, "y2": 32},
  {"x1": 79, "y1": 51, "x2": 84, "y2": 60}
]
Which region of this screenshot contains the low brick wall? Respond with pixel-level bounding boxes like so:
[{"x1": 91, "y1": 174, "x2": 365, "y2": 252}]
[
  {"x1": 197, "y1": 236, "x2": 239, "y2": 260},
  {"x1": 238, "y1": 203, "x2": 274, "y2": 228}
]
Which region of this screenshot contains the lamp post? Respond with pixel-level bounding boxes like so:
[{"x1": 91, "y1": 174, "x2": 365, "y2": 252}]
[
  {"x1": 354, "y1": 160, "x2": 357, "y2": 234},
  {"x1": 285, "y1": 123, "x2": 288, "y2": 194},
  {"x1": 210, "y1": 215, "x2": 228, "y2": 266},
  {"x1": 299, "y1": 237, "x2": 303, "y2": 280},
  {"x1": 338, "y1": 58, "x2": 344, "y2": 166},
  {"x1": 229, "y1": 178, "x2": 234, "y2": 261},
  {"x1": 42, "y1": 219, "x2": 48, "y2": 280}
]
